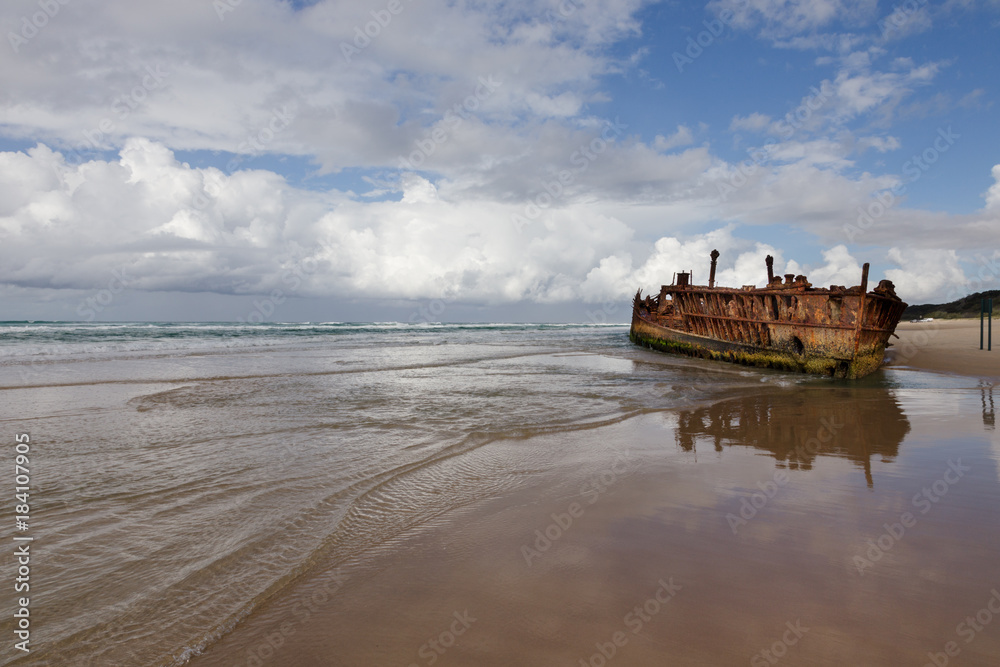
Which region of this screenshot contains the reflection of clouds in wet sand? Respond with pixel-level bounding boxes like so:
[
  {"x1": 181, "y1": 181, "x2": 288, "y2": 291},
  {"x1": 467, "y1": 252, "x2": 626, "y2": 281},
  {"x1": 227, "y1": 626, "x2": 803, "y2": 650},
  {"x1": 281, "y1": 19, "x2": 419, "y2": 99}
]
[{"x1": 187, "y1": 385, "x2": 1000, "y2": 666}]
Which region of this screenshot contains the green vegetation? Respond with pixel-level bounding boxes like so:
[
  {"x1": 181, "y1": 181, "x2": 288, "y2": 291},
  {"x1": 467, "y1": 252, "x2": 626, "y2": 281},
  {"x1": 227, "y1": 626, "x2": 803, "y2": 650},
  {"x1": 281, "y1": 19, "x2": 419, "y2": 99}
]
[{"x1": 902, "y1": 290, "x2": 1000, "y2": 320}]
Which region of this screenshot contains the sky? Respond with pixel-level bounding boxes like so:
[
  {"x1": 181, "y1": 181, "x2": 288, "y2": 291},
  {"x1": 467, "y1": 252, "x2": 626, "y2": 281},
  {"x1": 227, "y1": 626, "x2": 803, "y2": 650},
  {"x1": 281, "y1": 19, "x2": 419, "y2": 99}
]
[{"x1": 1, "y1": 0, "x2": 998, "y2": 323}]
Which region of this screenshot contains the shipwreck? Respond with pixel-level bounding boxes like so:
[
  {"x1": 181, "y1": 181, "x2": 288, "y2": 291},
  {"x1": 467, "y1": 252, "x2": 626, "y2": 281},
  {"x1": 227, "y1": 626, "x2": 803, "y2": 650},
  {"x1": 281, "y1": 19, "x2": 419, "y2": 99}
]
[{"x1": 630, "y1": 250, "x2": 907, "y2": 379}]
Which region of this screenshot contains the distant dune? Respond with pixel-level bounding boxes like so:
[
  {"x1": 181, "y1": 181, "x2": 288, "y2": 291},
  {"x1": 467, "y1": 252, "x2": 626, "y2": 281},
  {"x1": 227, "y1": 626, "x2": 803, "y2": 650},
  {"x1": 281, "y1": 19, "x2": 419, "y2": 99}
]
[{"x1": 903, "y1": 289, "x2": 1000, "y2": 320}]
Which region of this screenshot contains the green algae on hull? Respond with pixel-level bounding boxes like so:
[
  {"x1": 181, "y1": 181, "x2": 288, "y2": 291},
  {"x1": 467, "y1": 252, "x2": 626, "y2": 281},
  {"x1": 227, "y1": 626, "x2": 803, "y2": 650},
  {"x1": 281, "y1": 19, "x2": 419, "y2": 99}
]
[
  {"x1": 629, "y1": 326, "x2": 881, "y2": 380},
  {"x1": 629, "y1": 251, "x2": 906, "y2": 380}
]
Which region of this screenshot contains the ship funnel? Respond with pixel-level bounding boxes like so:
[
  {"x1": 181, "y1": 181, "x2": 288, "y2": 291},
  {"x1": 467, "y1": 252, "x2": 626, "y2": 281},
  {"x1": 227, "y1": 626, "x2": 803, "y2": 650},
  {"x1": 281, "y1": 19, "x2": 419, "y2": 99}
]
[{"x1": 709, "y1": 249, "x2": 720, "y2": 288}]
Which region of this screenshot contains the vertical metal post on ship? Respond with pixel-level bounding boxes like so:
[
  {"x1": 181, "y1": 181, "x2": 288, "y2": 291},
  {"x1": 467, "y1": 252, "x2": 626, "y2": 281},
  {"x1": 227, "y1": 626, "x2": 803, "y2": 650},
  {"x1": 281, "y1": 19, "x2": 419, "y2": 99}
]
[
  {"x1": 709, "y1": 249, "x2": 720, "y2": 288},
  {"x1": 853, "y1": 263, "x2": 870, "y2": 359}
]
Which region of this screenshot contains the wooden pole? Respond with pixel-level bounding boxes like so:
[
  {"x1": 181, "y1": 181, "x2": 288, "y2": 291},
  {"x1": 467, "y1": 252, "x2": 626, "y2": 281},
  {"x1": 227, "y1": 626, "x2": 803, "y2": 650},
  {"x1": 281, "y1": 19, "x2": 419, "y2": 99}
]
[
  {"x1": 982, "y1": 298, "x2": 986, "y2": 350},
  {"x1": 990, "y1": 298, "x2": 993, "y2": 352}
]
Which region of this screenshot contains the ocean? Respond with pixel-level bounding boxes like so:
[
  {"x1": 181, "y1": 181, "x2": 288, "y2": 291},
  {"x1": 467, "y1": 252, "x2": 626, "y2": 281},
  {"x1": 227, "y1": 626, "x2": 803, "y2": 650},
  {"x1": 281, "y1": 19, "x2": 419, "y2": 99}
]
[{"x1": 1, "y1": 322, "x2": 999, "y2": 666}]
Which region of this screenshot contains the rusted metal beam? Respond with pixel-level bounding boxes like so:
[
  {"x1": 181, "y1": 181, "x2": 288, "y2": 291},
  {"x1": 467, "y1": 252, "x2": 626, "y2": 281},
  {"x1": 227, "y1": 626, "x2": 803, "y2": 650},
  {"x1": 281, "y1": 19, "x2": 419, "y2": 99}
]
[
  {"x1": 679, "y1": 311, "x2": 899, "y2": 334},
  {"x1": 853, "y1": 263, "x2": 870, "y2": 358}
]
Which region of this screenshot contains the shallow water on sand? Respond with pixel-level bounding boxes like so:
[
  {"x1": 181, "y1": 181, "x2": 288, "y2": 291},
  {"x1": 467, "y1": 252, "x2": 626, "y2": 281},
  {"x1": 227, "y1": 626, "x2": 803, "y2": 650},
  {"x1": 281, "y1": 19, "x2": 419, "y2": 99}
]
[{"x1": 1, "y1": 323, "x2": 998, "y2": 666}]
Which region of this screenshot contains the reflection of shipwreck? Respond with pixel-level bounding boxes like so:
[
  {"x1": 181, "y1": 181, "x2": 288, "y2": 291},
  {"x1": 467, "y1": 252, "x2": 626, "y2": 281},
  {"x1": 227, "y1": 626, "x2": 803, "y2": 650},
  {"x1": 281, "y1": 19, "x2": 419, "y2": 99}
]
[
  {"x1": 675, "y1": 387, "x2": 910, "y2": 487},
  {"x1": 982, "y1": 381, "x2": 995, "y2": 431},
  {"x1": 631, "y1": 250, "x2": 907, "y2": 379}
]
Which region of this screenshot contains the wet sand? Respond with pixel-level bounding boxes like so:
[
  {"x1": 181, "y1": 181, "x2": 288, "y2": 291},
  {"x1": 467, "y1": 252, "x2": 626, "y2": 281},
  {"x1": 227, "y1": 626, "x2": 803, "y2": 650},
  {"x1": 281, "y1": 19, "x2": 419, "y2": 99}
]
[
  {"x1": 10, "y1": 325, "x2": 999, "y2": 666},
  {"x1": 190, "y1": 381, "x2": 1000, "y2": 667},
  {"x1": 889, "y1": 319, "x2": 1000, "y2": 379}
]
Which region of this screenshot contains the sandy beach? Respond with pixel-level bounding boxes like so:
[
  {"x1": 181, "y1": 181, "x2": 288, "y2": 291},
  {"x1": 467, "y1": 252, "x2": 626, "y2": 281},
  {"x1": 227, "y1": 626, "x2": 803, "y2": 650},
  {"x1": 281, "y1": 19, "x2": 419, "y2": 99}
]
[
  {"x1": 888, "y1": 318, "x2": 1000, "y2": 379},
  {"x1": 189, "y1": 381, "x2": 1000, "y2": 667},
  {"x1": 5, "y1": 323, "x2": 999, "y2": 666},
  {"x1": 182, "y1": 333, "x2": 1000, "y2": 667},
  {"x1": 4, "y1": 1, "x2": 999, "y2": 665}
]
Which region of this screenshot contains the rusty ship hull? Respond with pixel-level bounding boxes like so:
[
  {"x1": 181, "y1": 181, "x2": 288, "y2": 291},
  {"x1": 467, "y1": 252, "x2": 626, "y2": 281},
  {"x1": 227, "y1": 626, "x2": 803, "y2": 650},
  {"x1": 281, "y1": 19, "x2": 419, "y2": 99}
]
[{"x1": 630, "y1": 253, "x2": 907, "y2": 379}]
